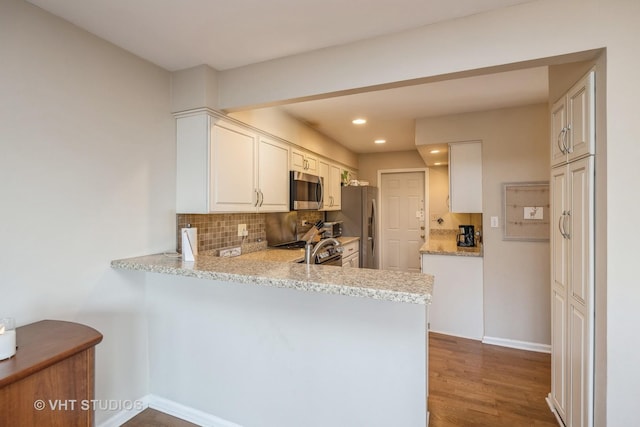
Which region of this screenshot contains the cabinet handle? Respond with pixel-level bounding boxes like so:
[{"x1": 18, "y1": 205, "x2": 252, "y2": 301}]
[
  {"x1": 254, "y1": 189, "x2": 260, "y2": 207},
  {"x1": 563, "y1": 210, "x2": 571, "y2": 239},
  {"x1": 558, "y1": 127, "x2": 568, "y2": 154},
  {"x1": 258, "y1": 190, "x2": 264, "y2": 207},
  {"x1": 566, "y1": 124, "x2": 573, "y2": 153},
  {"x1": 558, "y1": 213, "x2": 566, "y2": 238},
  {"x1": 558, "y1": 210, "x2": 571, "y2": 239}
]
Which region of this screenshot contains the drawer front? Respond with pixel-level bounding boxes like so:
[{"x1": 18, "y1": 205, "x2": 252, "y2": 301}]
[
  {"x1": 342, "y1": 241, "x2": 359, "y2": 257},
  {"x1": 342, "y1": 252, "x2": 359, "y2": 268}
]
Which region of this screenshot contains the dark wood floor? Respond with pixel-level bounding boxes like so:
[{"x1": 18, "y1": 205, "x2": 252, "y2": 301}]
[
  {"x1": 123, "y1": 332, "x2": 558, "y2": 426},
  {"x1": 121, "y1": 409, "x2": 199, "y2": 427},
  {"x1": 429, "y1": 332, "x2": 558, "y2": 427}
]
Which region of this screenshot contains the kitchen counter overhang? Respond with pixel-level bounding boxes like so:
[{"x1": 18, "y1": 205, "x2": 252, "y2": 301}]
[{"x1": 111, "y1": 253, "x2": 432, "y2": 305}]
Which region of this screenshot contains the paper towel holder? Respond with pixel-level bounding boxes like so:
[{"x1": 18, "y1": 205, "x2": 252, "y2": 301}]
[{"x1": 181, "y1": 225, "x2": 198, "y2": 262}]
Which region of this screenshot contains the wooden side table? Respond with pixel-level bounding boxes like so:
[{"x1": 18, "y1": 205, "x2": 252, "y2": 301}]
[{"x1": 0, "y1": 320, "x2": 103, "y2": 426}]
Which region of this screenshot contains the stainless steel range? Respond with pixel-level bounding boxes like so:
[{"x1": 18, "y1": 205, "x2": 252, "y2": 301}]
[
  {"x1": 307, "y1": 238, "x2": 343, "y2": 266},
  {"x1": 265, "y1": 212, "x2": 343, "y2": 266}
]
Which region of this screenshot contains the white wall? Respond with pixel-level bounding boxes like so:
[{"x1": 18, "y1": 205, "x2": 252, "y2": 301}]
[
  {"x1": 416, "y1": 104, "x2": 550, "y2": 346},
  {"x1": 229, "y1": 108, "x2": 358, "y2": 168},
  {"x1": 357, "y1": 150, "x2": 426, "y2": 186},
  {"x1": 0, "y1": 0, "x2": 176, "y2": 423},
  {"x1": 216, "y1": 1, "x2": 640, "y2": 424},
  {"x1": 147, "y1": 274, "x2": 427, "y2": 427}
]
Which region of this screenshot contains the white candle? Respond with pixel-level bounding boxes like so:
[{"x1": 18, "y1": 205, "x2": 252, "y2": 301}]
[{"x1": 0, "y1": 329, "x2": 16, "y2": 360}]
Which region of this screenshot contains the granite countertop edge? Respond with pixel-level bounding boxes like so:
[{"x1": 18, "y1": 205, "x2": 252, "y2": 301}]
[
  {"x1": 419, "y1": 242, "x2": 483, "y2": 257},
  {"x1": 111, "y1": 254, "x2": 433, "y2": 305}
]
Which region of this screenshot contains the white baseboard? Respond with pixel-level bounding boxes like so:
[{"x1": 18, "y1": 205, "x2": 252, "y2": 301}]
[
  {"x1": 428, "y1": 328, "x2": 483, "y2": 341},
  {"x1": 97, "y1": 395, "x2": 150, "y2": 427},
  {"x1": 482, "y1": 336, "x2": 551, "y2": 353},
  {"x1": 97, "y1": 394, "x2": 243, "y2": 427},
  {"x1": 545, "y1": 393, "x2": 565, "y2": 426}
]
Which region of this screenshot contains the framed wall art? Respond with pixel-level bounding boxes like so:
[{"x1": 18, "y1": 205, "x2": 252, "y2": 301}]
[{"x1": 502, "y1": 181, "x2": 550, "y2": 241}]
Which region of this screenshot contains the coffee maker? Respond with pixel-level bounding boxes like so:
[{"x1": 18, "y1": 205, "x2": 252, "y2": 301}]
[{"x1": 457, "y1": 225, "x2": 475, "y2": 247}]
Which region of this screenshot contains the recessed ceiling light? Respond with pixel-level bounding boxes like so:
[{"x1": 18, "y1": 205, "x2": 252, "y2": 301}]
[
  {"x1": 430, "y1": 149, "x2": 440, "y2": 154},
  {"x1": 352, "y1": 118, "x2": 367, "y2": 125},
  {"x1": 434, "y1": 162, "x2": 442, "y2": 166},
  {"x1": 374, "y1": 139, "x2": 386, "y2": 144}
]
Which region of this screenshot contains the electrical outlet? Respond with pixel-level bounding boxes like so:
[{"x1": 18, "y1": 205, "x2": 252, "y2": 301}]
[
  {"x1": 237, "y1": 224, "x2": 248, "y2": 237},
  {"x1": 219, "y1": 246, "x2": 241, "y2": 257}
]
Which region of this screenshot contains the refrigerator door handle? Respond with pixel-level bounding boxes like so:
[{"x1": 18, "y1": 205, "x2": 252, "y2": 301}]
[{"x1": 370, "y1": 198, "x2": 377, "y2": 254}]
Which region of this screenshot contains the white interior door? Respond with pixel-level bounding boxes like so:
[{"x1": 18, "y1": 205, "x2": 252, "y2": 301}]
[{"x1": 380, "y1": 171, "x2": 425, "y2": 272}]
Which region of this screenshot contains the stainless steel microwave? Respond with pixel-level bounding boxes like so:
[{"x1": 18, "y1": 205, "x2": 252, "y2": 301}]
[{"x1": 290, "y1": 171, "x2": 323, "y2": 210}]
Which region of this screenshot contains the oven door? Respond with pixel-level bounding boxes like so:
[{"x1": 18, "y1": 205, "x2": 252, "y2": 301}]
[
  {"x1": 290, "y1": 171, "x2": 324, "y2": 210},
  {"x1": 317, "y1": 254, "x2": 342, "y2": 266}
]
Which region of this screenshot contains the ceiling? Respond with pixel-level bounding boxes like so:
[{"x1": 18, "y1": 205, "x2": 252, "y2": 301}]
[
  {"x1": 27, "y1": 0, "x2": 548, "y2": 159},
  {"x1": 274, "y1": 66, "x2": 548, "y2": 158}
]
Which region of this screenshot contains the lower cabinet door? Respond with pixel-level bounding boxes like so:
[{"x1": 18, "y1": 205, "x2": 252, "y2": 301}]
[
  {"x1": 551, "y1": 283, "x2": 567, "y2": 423},
  {"x1": 342, "y1": 252, "x2": 359, "y2": 267}
]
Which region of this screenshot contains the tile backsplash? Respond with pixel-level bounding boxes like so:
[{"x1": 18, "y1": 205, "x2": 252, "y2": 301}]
[
  {"x1": 177, "y1": 213, "x2": 265, "y2": 254},
  {"x1": 176, "y1": 211, "x2": 324, "y2": 255}
]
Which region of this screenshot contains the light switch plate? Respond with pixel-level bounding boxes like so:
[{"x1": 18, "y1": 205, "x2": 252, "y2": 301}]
[{"x1": 490, "y1": 216, "x2": 499, "y2": 228}]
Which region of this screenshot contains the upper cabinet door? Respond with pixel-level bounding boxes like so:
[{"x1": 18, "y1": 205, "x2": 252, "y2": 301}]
[
  {"x1": 329, "y1": 163, "x2": 342, "y2": 210},
  {"x1": 291, "y1": 148, "x2": 318, "y2": 174},
  {"x1": 318, "y1": 160, "x2": 343, "y2": 211},
  {"x1": 210, "y1": 120, "x2": 258, "y2": 212},
  {"x1": 551, "y1": 70, "x2": 595, "y2": 167},
  {"x1": 551, "y1": 96, "x2": 568, "y2": 167},
  {"x1": 448, "y1": 141, "x2": 483, "y2": 213},
  {"x1": 567, "y1": 71, "x2": 595, "y2": 163},
  {"x1": 257, "y1": 136, "x2": 290, "y2": 212}
]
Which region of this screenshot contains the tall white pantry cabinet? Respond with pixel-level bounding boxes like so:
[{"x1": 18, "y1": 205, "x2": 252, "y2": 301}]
[{"x1": 548, "y1": 70, "x2": 595, "y2": 427}]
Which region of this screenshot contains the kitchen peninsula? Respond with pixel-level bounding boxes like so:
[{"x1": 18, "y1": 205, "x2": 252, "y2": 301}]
[
  {"x1": 112, "y1": 254, "x2": 433, "y2": 427},
  {"x1": 420, "y1": 230, "x2": 483, "y2": 340}
]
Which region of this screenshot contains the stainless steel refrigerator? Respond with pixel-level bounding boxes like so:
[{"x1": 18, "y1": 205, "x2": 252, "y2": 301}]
[{"x1": 327, "y1": 185, "x2": 379, "y2": 269}]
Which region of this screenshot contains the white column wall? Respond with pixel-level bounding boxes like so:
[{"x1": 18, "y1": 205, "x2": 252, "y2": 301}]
[{"x1": 147, "y1": 274, "x2": 427, "y2": 427}]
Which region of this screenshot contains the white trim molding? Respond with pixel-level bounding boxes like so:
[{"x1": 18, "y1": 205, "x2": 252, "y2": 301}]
[
  {"x1": 545, "y1": 393, "x2": 565, "y2": 426},
  {"x1": 98, "y1": 394, "x2": 243, "y2": 427},
  {"x1": 482, "y1": 336, "x2": 551, "y2": 354}
]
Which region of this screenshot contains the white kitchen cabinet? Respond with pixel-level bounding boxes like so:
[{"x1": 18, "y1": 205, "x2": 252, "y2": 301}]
[
  {"x1": 176, "y1": 111, "x2": 289, "y2": 213},
  {"x1": 549, "y1": 154, "x2": 594, "y2": 427},
  {"x1": 341, "y1": 240, "x2": 360, "y2": 267},
  {"x1": 421, "y1": 253, "x2": 483, "y2": 340},
  {"x1": 257, "y1": 135, "x2": 291, "y2": 212},
  {"x1": 319, "y1": 159, "x2": 342, "y2": 211},
  {"x1": 551, "y1": 70, "x2": 595, "y2": 167},
  {"x1": 291, "y1": 148, "x2": 318, "y2": 174},
  {"x1": 209, "y1": 119, "x2": 259, "y2": 212},
  {"x1": 448, "y1": 141, "x2": 482, "y2": 213}
]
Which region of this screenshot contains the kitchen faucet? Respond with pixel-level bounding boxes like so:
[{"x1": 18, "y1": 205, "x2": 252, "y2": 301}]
[{"x1": 306, "y1": 238, "x2": 341, "y2": 264}]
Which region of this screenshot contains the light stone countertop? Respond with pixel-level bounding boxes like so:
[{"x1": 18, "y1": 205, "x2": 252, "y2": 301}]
[
  {"x1": 236, "y1": 247, "x2": 305, "y2": 263},
  {"x1": 336, "y1": 236, "x2": 360, "y2": 246},
  {"x1": 419, "y1": 233, "x2": 483, "y2": 257},
  {"x1": 111, "y1": 253, "x2": 432, "y2": 305}
]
